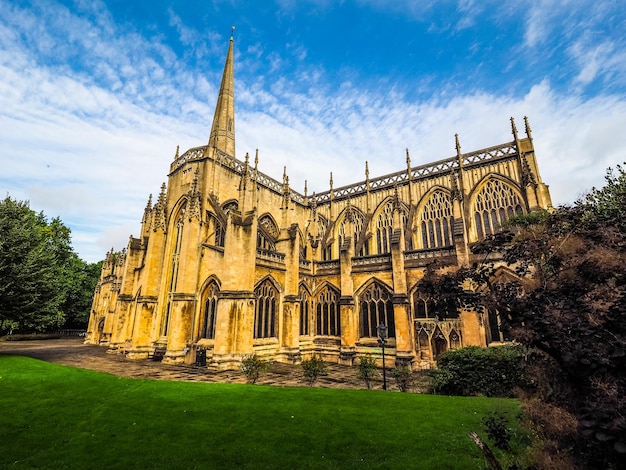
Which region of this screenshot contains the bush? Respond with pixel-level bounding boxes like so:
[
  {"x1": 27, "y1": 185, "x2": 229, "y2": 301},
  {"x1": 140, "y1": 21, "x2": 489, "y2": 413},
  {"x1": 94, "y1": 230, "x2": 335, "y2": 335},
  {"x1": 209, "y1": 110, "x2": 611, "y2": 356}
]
[
  {"x1": 301, "y1": 354, "x2": 328, "y2": 386},
  {"x1": 430, "y1": 345, "x2": 526, "y2": 397},
  {"x1": 391, "y1": 365, "x2": 413, "y2": 392},
  {"x1": 482, "y1": 412, "x2": 513, "y2": 451},
  {"x1": 357, "y1": 355, "x2": 379, "y2": 389},
  {"x1": 240, "y1": 354, "x2": 271, "y2": 384}
]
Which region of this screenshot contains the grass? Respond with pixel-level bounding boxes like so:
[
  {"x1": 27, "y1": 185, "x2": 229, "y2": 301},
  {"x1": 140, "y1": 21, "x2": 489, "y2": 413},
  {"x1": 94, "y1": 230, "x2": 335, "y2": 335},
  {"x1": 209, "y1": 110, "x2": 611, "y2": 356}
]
[{"x1": 0, "y1": 356, "x2": 525, "y2": 469}]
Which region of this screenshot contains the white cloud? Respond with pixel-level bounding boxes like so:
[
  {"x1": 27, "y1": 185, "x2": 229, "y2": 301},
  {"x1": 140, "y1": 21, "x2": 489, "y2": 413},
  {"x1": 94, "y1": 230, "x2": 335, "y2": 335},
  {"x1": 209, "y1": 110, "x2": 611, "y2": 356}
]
[{"x1": 1, "y1": 0, "x2": 625, "y2": 263}]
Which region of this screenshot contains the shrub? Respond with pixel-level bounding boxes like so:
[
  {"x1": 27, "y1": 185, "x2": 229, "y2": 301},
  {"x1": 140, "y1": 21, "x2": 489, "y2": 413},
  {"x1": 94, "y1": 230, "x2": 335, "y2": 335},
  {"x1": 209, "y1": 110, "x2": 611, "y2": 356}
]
[
  {"x1": 301, "y1": 354, "x2": 328, "y2": 386},
  {"x1": 482, "y1": 412, "x2": 513, "y2": 451},
  {"x1": 357, "y1": 355, "x2": 379, "y2": 389},
  {"x1": 391, "y1": 365, "x2": 413, "y2": 392},
  {"x1": 240, "y1": 354, "x2": 271, "y2": 384},
  {"x1": 430, "y1": 345, "x2": 526, "y2": 397}
]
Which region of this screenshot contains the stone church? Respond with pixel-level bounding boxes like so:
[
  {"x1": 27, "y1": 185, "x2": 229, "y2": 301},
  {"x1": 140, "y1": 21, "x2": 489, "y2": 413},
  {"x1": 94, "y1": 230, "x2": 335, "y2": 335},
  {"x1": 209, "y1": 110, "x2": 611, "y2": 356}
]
[{"x1": 86, "y1": 35, "x2": 552, "y2": 370}]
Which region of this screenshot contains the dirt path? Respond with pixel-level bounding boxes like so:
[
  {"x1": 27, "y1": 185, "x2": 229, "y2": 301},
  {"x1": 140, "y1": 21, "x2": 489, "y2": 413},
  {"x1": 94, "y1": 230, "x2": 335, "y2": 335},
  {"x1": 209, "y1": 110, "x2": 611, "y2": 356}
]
[{"x1": 0, "y1": 338, "x2": 373, "y2": 390}]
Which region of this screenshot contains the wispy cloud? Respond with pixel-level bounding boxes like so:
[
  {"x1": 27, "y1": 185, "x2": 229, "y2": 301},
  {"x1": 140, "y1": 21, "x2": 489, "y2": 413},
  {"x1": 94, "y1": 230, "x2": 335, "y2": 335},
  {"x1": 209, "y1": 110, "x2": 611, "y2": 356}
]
[{"x1": 1, "y1": 0, "x2": 625, "y2": 262}]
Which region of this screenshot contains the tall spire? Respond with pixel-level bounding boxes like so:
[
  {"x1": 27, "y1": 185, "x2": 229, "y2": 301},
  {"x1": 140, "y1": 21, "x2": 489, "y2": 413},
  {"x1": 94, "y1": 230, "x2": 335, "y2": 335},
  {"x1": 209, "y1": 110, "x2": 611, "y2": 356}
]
[{"x1": 208, "y1": 29, "x2": 236, "y2": 157}]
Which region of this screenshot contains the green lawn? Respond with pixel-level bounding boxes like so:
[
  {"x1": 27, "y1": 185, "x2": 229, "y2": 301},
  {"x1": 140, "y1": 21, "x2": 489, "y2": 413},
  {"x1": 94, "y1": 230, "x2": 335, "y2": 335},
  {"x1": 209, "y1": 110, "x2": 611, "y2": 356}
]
[{"x1": 0, "y1": 356, "x2": 523, "y2": 469}]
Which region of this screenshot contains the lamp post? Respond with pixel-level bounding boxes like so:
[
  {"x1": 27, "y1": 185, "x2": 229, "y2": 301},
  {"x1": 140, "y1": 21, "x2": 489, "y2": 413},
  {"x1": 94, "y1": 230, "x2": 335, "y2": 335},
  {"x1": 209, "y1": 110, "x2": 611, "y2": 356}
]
[{"x1": 377, "y1": 323, "x2": 388, "y2": 391}]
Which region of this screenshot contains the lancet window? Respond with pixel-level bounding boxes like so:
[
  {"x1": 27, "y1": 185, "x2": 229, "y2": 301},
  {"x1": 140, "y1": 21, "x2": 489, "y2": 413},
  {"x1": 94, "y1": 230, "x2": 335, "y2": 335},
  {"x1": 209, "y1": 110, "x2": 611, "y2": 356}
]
[
  {"x1": 254, "y1": 280, "x2": 278, "y2": 339},
  {"x1": 201, "y1": 282, "x2": 219, "y2": 339},
  {"x1": 338, "y1": 208, "x2": 367, "y2": 257},
  {"x1": 376, "y1": 202, "x2": 394, "y2": 254},
  {"x1": 257, "y1": 215, "x2": 278, "y2": 252},
  {"x1": 359, "y1": 282, "x2": 395, "y2": 338},
  {"x1": 315, "y1": 286, "x2": 340, "y2": 336},
  {"x1": 419, "y1": 191, "x2": 454, "y2": 249},
  {"x1": 473, "y1": 179, "x2": 524, "y2": 240},
  {"x1": 163, "y1": 209, "x2": 185, "y2": 336},
  {"x1": 299, "y1": 286, "x2": 313, "y2": 336}
]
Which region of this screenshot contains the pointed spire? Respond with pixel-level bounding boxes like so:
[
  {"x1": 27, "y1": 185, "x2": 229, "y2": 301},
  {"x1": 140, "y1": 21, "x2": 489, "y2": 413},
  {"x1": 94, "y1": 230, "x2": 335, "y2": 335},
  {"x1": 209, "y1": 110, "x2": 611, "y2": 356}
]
[
  {"x1": 329, "y1": 172, "x2": 334, "y2": 190},
  {"x1": 142, "y1": 194, "x2": 153, "y2": 224},
  {"x1": 304, "y1": 180, "x2": 308, "y2": 197},
  {"x1": 510, "y1": 117, "x2": 519, "y2": 141},
  {"x1": 153, "y1": 183, "x2": 167, "y2": 232},
  {"x1": 208, "y1": 32, "x2": 236, "y2": 157},
  {"x1": 455, "y1": 134, "x2": 461, "y2": 157},
  {"x1": 174, "y1": 145, "x2": 179, "y2": 160},
  {"x1": 365, "y1": 161, "x2": 370, "y2": 182},
  {"x1": 405, "y1": 148, "x2": 411, "y2": 168},
  {"x1": 524, "y1": 116, "x2": 533, "y2": 139}
]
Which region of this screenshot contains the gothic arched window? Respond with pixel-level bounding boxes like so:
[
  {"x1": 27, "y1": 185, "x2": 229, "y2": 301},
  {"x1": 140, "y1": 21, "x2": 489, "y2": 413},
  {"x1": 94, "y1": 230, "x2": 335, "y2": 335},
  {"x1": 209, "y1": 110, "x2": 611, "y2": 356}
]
[
  {"x1": 419, "y1": 191, "x2": 454, "y2": 249},
  {"x1": 258, "y1": 215, "x2": 279, "y2": 252},
  {"x1": 412, "y1": 292, "x2": 436, "y2": 319},
  {"x1": 473, "y1": 179, "x2": 524, "y2": 240},
  {"x1": 315, "y1": 286, "x2": 340, "y2": 336},
  {"x1": 299, "y1": 285, "x2": 312, "y2": 336},
  {"x1": 254, "y1": 280, "x2": 278, "y2": 339},
  {"x1": 339, "y1": 208, "x2": 367, "y2": 256},
  {"x1": 201, "y1": 282, "x2": 219, "y2": 339},
  {"x1": 164, "y1": 208, "x2": 186, "y2": 336},
  {"x1": 359, "y1": 282, "x2": 395, "y2": 338},
  {"x1": 376, "y1": 203, "x2": 394, "y2": 254}
]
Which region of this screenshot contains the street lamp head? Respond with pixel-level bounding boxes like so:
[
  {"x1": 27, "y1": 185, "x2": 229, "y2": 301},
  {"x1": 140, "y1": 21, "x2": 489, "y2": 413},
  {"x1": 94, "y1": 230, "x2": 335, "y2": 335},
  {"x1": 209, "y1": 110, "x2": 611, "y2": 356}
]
[{"x1": 377, "y1": 323, "x2": 388, "y2": 340}]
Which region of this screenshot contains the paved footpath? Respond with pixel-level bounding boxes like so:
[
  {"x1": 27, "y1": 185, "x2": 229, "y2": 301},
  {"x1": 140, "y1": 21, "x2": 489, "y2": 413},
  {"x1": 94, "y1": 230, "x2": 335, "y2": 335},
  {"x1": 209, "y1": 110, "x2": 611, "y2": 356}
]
[{"x1": 0, "y1": 338, "x2": 369, "y2": 390}]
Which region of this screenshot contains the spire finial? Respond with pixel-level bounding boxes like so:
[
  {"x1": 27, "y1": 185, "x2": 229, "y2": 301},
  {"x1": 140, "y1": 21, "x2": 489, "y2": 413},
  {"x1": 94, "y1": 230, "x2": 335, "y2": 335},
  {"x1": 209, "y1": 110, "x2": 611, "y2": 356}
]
[
  {"x1": 329, "y1": 172, "x2": 333, "y2": 190},
  {"x1": 174, "y1": 145, "x2": 179, "y2": 160},
  {"x1": 365, "y1": 161, "x2": 369, "y2": 180},
  {"x1": 524, "y1": 116, "x2": 533, "y2": 139},
  {"x1": 405, "y1": 148, "x2": 411, "y2": 166},
  {"x1": 455, "y1": 134, "x2": 461, "y2": 156},
  {"x1": 304, "y1": 180, "x2": 308, "y2": 197},
  {"x1": 510, "y1": 117, "x2": 518, "y2": 140},
  {"x1": 231, "y1": 26, "x2": 235, "y2": 40},
  {"x1": 254, "y1": 149, "x2": 259, "y2": 169}
]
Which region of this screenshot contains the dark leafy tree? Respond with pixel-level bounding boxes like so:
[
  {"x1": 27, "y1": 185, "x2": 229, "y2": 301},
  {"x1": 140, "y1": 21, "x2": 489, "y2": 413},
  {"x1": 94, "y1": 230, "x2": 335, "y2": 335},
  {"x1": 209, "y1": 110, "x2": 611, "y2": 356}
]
[{"x1": 421, "y1": 164, "x2": 626, "y2": 467}]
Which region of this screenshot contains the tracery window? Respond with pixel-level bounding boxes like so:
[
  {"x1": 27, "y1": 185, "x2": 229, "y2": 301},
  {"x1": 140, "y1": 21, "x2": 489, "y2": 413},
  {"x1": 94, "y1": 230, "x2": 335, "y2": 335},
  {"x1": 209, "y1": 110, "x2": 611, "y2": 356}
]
[
  {"x1": 473, "y1": 180, "x2": 524, "y2": 240},
  {"x1": 163, "y1": 209, "x2": 185, "y2": 336},
  {"x1": 201, "y1": 282, "x2": 219, "y2": 339},
  {"x1": 376, "y1": 203, "x2": 394, "y2": 254},
  {"x1": 359, "y1": 282, "x2": 395, "y2": 338},
  {"x1": 299, "y1": 285, "x2": 312, "y2": 336},
  {"x1": 338, "y1": 209, "x2": 368, "y2": 256},
  {"x1": 315, "y1": 286, "x2": 340, "y2": 336},
  {"x1": 258, "y1": 215, "x2": 278, "y2": 252},
  {"x1": 254, "y1": 280, "x2": 278, "y2": 339},
  {"x1": 412, "y1": 292, "x2": 436, "y2": 319},
  {"x1": 419, "y1": 191, "x2": 454, "y2": 249}
]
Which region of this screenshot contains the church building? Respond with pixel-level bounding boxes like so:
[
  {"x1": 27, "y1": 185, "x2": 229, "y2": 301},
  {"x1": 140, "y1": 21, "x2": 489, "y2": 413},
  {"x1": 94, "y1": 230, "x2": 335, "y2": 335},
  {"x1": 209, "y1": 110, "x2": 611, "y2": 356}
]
[{"x1": 86, "y1": 35, "x2": 552, "y2": 370}]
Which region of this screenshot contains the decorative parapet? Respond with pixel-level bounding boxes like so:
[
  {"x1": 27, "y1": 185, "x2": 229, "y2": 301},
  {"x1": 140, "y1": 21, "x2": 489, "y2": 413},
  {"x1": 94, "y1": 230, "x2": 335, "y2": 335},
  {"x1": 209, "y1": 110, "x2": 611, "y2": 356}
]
[
  {"x1": 415, "y1": 319, "x2": 462, "y2": 334},
  {"x1": 256, "y1": 248, "x2": 285, "y2": 264},
  {"x1": 169, "y1": 140, "x2": 519, "y2": 207},
  {"x1": 404, "y1": 247, "x2": 456, "y2": 261},
  {"x1": 170, "y1": 147, "x2": 306, "y2": 204},
  {"x1": 352, "y1": 254, "x2": 392, "y2": 268},
  {"x1": 299, "y1": 258, "x2": 311, "y2": 270},
  {"x1": 315, "y1": 260, "x2": 340, "y2": 273},
  {"x1": 314, "y1": 141, "x2": 519, "y2": 203}
]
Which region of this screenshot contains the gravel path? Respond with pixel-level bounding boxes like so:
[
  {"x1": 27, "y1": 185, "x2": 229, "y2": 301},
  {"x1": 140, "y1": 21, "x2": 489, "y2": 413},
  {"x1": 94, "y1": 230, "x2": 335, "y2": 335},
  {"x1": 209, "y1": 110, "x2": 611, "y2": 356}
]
[{"x1": 0, "y1": 338, "x2": 373, "y2": 390}]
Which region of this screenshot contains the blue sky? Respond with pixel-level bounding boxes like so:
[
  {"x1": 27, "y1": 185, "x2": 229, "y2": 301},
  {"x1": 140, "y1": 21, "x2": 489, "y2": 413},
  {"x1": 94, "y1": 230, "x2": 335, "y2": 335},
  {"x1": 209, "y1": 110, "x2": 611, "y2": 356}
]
[{"x1": 1, "y1": 0, "x2": 625, "y2": 262}]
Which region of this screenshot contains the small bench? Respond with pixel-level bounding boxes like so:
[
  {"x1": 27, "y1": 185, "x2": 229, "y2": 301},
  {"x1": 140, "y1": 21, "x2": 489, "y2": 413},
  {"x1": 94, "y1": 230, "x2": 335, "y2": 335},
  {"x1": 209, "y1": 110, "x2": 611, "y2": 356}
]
[{"x1": 148, "y1": 347, "x2": 166, "y2": 362}]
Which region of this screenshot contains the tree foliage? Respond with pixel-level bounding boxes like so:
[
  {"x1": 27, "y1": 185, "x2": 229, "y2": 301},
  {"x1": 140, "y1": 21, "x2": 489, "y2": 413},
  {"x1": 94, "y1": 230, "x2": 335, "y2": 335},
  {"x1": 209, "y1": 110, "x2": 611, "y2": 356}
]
[
  {"x1": 423, "y1": 164, "x2": 626, "y2": 467},
  {"x1": 0, "y1": 197, "x2": 100, "y2": 333}
]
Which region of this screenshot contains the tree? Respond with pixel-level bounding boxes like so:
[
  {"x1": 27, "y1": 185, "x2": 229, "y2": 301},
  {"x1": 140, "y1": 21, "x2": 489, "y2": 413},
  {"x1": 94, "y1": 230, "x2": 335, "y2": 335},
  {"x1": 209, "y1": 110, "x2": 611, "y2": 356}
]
[
  {"x1": 0, "y1": 196, "x2": 99, "y2": 332},
  {"x1": 421, "y1": 164, "x2": 626, "y2": 467}
]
